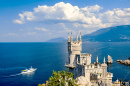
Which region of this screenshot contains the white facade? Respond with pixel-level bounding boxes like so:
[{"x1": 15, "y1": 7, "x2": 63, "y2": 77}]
[{"x1": 65, "y1": 33, "x2": 113, "y2": 86}]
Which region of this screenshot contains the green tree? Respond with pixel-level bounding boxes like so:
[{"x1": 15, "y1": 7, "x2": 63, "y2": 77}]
[{"x1": 47, "y1": 69, "x2": 78, "y2": 86}]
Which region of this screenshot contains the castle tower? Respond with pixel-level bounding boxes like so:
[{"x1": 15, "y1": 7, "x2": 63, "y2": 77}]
[
  {"x1": 80, "y1": 32, "x2": 81, "y2": 41},
  {"x1": 68, "y1": 33, "x2": 70, "y2": 42},
  {"x1": 103, "y1": 57, "x2": 106, "y2": 64},
  {"x1": 76, "y1": 33, "x2": 78, "y2": 42},
  {"x1": 102, "y1": 57, "x2": 107, "y2": 77},
  {"x1": 97, "y1": 56, "x2": 98, "y2": 63},
  {"x1": 65, "y1": 32, "x2": 82, "y2": 68},
  {"x1": 71, "y1": 32, "x2": 73, "y2": 42}
]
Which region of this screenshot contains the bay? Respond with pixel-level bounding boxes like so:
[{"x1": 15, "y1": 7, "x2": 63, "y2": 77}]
[{"x1": 0, "y1": 42, "x2": 129, "y2": 86}]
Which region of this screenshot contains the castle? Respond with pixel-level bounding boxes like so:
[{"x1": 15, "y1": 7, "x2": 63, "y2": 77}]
[{"x1": 65, "y1": 32, "x2": 113, "y2": 86}]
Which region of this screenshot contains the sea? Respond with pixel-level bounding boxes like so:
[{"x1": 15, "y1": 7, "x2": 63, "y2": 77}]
[{"x1": 0, "y1": 42, "x2": 130, "y2": 86}]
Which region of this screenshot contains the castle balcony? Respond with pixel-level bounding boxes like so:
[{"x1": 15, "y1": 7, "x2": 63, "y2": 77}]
[
  {"x1": 107, "y1": 72, "x2": 113, "y2": 78},
  {"x1": 65, "y1": 62, "x2": 76, "y2": 68}
]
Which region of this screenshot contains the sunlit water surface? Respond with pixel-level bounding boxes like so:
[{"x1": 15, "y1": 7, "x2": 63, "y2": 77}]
[{"x1": 0, "y1": 42, "x2": 130, "y2": 86}]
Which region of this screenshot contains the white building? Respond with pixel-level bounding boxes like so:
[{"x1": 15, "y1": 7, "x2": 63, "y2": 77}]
[{"x1": 65, "y1": 32, "x2": 113, "y2": 86}]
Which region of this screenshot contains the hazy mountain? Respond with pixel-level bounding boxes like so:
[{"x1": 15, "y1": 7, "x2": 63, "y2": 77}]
[
  {"x1": 82, "y1": 25, "x2": 130, "y2": 42},
  {"x1": 46, "y1": 25, "x2": 130, "y2": 42},
  {"x1": 46, "y1": 37, "x2": 66, "y2": 42}
]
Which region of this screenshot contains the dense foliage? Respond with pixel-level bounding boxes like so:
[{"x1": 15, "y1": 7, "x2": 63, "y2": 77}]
[{"x1": 38, "y1": 69, "x2": 78, "y2": 86}]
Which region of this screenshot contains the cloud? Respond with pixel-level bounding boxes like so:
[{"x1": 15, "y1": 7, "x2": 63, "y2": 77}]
[
  {"x1": 35, "y1": 27, "x2": 49, "y2": 31},
  {"x1": 81, "y1": 5, "x2": 103, "y2": 12},
  {"x1": 27, "y1": 32, "x2": 37, "y2": 35},
  {"x1": 99, "y1": 8, "x2": 130, "y2": 26},
  {"x1": 8, "y1": 33, "x2": 19, "y2": 36},
  {"x1": 19, "y1": 14, "x2": 24, "y2": 20},
  {"x1": 14, "y1": 2, "x2": 130, "y2": 34},
  {"x1": 13, "y1": 14, "x2": 25, "y2": 24},
  {"x1": 13, "y1": 19, "x2": 24, "y2": 24},
  {"x1": 14, "y1": 2, "x2": 102, "y2": 25}
]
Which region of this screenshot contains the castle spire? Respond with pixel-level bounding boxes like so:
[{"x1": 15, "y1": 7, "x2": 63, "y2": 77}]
[
  {"x1": 96, "y1": 56, "x2": 98, "y2": 63},
  {"x1": 80, "y1": 32, "x2": 81, "y2": 41},
  {"x1": 76, "y1": 33, "x2": 78, "y2": 41},
  {"x1": 68, "y1": 33, "x2": 70, "y2": 42},
  {"x1": 103, "y1": 57, "x2": 106, "y2": 64},
  {"x1": 71, "y1": 32, "x2": 73, "y2": 41}
]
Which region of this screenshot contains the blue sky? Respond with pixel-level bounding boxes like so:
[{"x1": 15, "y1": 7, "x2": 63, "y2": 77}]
[{"x1": 0, "y1": 0, "x2": 130, "y2": 42}]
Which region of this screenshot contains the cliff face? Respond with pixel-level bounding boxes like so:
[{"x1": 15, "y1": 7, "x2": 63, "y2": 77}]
[{"x1": 82, "y1": 25, "x2": 130, "y2": 42}]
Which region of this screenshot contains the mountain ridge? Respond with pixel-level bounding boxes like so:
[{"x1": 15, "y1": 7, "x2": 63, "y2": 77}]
[
  {"x1": 82, "y1": 25, "x2": 130, "y2": 42},
  {"x1": 46, "y1": 25, "x2": 130, "y2": 42}
]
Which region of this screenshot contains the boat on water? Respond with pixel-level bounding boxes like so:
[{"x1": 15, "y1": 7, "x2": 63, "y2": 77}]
[
  {"x1": 107, "y1": 55, "x2": 113, "y2": 64},
  {"x1": 21, "y1": 66, "x2": 37, "y2": 74}
]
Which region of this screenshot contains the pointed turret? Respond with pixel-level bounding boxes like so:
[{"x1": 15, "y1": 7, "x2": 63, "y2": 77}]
[
  {"x1": 76, "y1": 33, "x2": 78, "y2": 42},
  {"x1": 103, "y1": 57, "x2": 106, "y2": 64},
  {"x1": 68, "y1": 33, "x2": 70, "y2": 42},
  {"x1": 71, "y1": 32, "x2": 73, "y2": 42},
  {"x1": 80, "y1": 32, "x2": 81, "y2": 41},
  {"x1": 96, "y1": 56, "x2": 98, "y2": 63},
  {"x1": 102, "y1": 56, "x2": 107, "y2": 78}
]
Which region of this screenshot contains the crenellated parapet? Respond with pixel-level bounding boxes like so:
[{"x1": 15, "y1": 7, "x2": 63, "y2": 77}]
[
  {"x1": 85, "y1": 64, "x2": 95, "y2": 69},
  {"x1": 68, "y1": 32, "x2": 82, "y2": 43},
  {"x1": 76, "y1": 53, "x2": 92, "y2": 65},
  {"x1": 68, "y1": 32, "x2": 82, "y2": 55}
]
